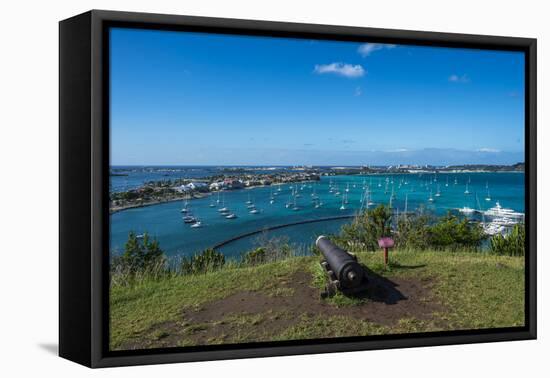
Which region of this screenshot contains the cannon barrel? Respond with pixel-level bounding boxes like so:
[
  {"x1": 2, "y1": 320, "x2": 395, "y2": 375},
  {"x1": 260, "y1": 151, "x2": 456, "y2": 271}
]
[{"x1": 316, "y1": 236, "x2": 364, "y2": 289}]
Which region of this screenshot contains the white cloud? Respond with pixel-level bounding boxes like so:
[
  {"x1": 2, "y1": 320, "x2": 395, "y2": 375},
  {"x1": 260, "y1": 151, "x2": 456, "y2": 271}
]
[
  {"x1": 448, "y1": 74, "x2": 470, "y2": 83},
  {"x1": 357, "y1": 43, "x2": 396, "y2": 57},
  {"x1": 477, "y1": 147, "x2": 501, "y2": 153},
  {"x1": 314, "y1": 62, "x2": 365, "y2": 78},
  {"x1": 386, "y1": 148, "x2": 409, "y2": 153},
  {"x1": 354, "y1": 86, "x2": 362, "y2": 96}
]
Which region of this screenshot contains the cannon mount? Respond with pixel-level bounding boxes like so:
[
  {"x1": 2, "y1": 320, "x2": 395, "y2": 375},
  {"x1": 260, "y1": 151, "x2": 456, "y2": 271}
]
[{"x1": 319, "y1": 251, "x2": 369, "y2": 298}]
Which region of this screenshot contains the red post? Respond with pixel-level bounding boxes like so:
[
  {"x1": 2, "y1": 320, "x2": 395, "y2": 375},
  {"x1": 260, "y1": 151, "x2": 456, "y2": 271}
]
[{"x1": 383, "y1": 247, "x2": 388, "y2": 268}]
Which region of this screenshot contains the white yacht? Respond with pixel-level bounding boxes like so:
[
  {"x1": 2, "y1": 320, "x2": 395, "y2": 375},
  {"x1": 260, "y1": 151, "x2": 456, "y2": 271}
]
[
  {"x1": 484, "y1": 202, "x2": 523, "y2": 219},
  {"x1": 225, "y1": 213, "x2": 237, "y2": 219},
  {"x1": 459, "y1": 206, "x2": 475, "y2": 214}
]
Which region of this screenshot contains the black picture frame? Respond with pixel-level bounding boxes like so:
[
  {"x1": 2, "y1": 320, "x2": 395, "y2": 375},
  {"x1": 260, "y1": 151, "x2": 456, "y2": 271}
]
[{"x1": 59, "y1": 9, "x2": 537, "y2": 368}]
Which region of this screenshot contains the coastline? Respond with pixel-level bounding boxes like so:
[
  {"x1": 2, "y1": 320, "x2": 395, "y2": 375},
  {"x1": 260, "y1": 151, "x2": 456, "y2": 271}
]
[
  {"x1": 110, "y1": 193, "x2": 207, "y2": 214},
  {"x1": 110, "y1": 182, "x2": 312, "y2": 214}
]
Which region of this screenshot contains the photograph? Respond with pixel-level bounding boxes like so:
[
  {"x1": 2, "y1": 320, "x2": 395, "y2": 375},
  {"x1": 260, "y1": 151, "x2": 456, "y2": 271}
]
[{"x1": 107, "y1": 27, "x2": 526, "y2": 351}]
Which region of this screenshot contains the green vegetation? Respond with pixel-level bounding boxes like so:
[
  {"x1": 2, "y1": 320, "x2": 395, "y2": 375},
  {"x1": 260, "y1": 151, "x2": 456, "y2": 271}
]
[
  {"x1": 490, "y1": 224, "x2": 525, "y2": 256},
  {"x1": 242, "y1": 235, "x2": 293, "y2": 266},
  {"x1": 109, "y1": 206, "x2": 526, "y2": 350},
  {"x1": 111, "y1": 232, "x2": 165, "y2": 282},
  {"x1": 110, "y1": 249, "x2": 524, "y2": 350},
  {"x1": 180, "y1": 248, "x2": 226, "y2": 274},
  {"x1": 333, "y1": 205, "x2": 486, "y2": 252}
]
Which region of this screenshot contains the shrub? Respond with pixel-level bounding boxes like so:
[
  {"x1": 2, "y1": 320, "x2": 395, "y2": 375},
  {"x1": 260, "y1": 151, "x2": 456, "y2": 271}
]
[
  {"x1": 490, "y1": 224, "x2": 525, "y2": 256},
  {"x1": 114, "y1": 232, "x2": 165, "y2": 273},
  {"x1": 110, "y1": 232, "x2": 167, "y2": 285},
  {"x1": 333, "y1": 207, "x2": 486, "y2": 252},
  {"x1": 241, "y1": 234, "x2": 293, "y2": 265},
  {"x1": 242, "y1": 247, "x2": 267, "y2": 266},
  {"x1": 427, "y1": 213, "x2": 485, "y2": 251},
  {"x1": 395, "y1": 213, "x2": 431, "y2": 250},
  {"x1": 180, "y1": 248, "x2": 225, "y2": 274},
  {"x1": 336, "y1": 205, "x2": 393, "y2": 252}
]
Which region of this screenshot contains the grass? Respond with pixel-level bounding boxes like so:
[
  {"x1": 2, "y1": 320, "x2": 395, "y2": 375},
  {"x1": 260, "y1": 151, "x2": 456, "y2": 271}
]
[{"x1": 110, "y1": 250, "x2": 525, "y2": 350}]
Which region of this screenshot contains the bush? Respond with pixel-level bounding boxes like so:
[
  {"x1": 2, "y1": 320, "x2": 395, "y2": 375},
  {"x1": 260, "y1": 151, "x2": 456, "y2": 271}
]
[
  {"x1": 395, "y1": 213, "x2": 431, "y2": 250},
  {"x1": 336, "y1": 205, "x2": 393, "y2": 252},
  {"x1": 180, "y1": 248, "x2": 225, "y2": 274},
  {"x1": 490, "y1": 224, "x2": 525, "y2": 256},
  {"x1": 427, "y1": 214, "x2": 485, "y2": 251},
  {"x1": 110, "y1": 232, "x2": 167, "y2": 285},
  {"x1": 333, "y1": 207, "x2": 486, "y2": 252},
  {"x1": 241, "y1": 234, "x2": 293, "y2": 265},
  {"x1": 114, "y1": 232, "x2": 165, "y2": 273},
  {"x1": 242, "y1": 247, "x2": 267, "y2": 266}
]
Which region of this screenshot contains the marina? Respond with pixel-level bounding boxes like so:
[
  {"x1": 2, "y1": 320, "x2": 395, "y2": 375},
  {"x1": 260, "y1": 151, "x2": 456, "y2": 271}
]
[{"x1": 110, "y1": 170, "x2": 525, "y2": 259}]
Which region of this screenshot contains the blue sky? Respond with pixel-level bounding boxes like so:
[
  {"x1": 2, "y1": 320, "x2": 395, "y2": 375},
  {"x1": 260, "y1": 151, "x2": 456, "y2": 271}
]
[{"x1": 110, "y1": 28, "x2": 525, "y2": 166}]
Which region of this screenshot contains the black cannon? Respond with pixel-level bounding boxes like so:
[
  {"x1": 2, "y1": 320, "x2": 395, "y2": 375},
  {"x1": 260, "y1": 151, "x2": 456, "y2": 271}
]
[{"x1": 316, "y1": 236, "x2": 368, "y2": 297}]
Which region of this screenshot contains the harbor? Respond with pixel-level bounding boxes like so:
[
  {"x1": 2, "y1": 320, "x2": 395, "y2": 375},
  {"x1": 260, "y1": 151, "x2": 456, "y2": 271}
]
[{"x1": 110, "y1": 170, "x2": 525, "y2": 259}]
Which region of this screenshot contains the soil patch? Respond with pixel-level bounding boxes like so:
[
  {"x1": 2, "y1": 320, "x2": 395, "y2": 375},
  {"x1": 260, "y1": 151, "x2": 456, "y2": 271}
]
[{"x1": 120, "y1": 270, "x2": 444, "y2": 349}]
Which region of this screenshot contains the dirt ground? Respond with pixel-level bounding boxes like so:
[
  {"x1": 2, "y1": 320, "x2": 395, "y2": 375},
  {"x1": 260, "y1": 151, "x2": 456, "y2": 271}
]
[{"x1": 120, "y1": 268, "x2": 445, "y2": 350}]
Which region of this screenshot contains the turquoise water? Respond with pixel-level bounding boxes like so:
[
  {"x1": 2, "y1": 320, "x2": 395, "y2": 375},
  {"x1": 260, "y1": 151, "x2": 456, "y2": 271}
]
[{"x1": 110, "y1": 172, "x2": 524, "y2": 259}]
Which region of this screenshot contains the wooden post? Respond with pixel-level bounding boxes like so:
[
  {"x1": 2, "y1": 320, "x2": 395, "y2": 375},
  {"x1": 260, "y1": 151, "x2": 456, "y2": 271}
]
[{"x1": 378, "y1": 237, "x2": 394, "y2": 269}]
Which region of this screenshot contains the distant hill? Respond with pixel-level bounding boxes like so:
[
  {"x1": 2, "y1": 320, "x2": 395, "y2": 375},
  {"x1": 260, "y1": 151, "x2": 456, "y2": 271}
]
[{"x1": 440, "y1": 162, "x2": 525, "y2": 172}]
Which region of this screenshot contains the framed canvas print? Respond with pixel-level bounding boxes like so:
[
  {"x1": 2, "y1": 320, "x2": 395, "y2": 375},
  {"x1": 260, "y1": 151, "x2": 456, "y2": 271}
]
[{"x1": 59, "y1": 10, "x2": 537, "y2": 368}]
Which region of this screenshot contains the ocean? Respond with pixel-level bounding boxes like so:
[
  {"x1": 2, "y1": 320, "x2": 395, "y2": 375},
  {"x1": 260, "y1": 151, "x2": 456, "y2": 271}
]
[{"x1": 109, "y1": 169, "x2": 525, "y2": 260}]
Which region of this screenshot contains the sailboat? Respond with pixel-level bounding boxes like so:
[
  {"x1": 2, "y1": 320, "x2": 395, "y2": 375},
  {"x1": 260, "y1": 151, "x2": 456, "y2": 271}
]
[
  {"x1": 190, "y1": 220, "x2": 202, "y2": 228},
  {"x1": 183, "y1": 215, "x2": 196, "y2": 223},
  {"x1": 435, "y1": 184, "x2": 441, "y2": 197},
  {"x1": 249, "y1": 208, "x2": 260, "y2": 214},
  {"x1": 485, "y1": 188, "x2": 492, "y2": 201},
  {"x1": 311, "y1": 184, "x2": 318, "y2": 200},
  {"x1": 367, "y1": 189, "x2": 374, "y2": 206},
  {"x1": 292, "y1": 192, "x2": 300, "y2": 211},
  {"x1": 445, "y1": 177, "x2": 449, "y2": 187},
  {"x1": 180, "y1": 199, "x2": 189, "y2": 213},
  {"x1": 428, "y1": 190, "x2": 434, "y2": 202},
  {"x1": 285, "y1": 194, "x2": 293, "y2": 208},
  {"x1": 464, "y1": 183, "x2": 470, "y2": 195},
  {"x1": 270, "y1": 187, "x2": 275, "y2": 204},
  {"x1": 340, "y1": 194, "x2": 346, "y2": 210},
  {"x1": 245, "y1": 193, "x2": 252, "y2": 205},
  {"x1": 209, "y1": 193, "x2": 216, "y2": 207},
  {"x1": 218, "y1": 193, "x2": 230, "y2": 213}
]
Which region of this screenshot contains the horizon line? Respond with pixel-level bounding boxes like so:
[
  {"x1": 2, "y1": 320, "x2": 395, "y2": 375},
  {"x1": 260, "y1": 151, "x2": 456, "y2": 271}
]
[{"x1": 110, "y1": 162, "x2": 525, "y2": 167}]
